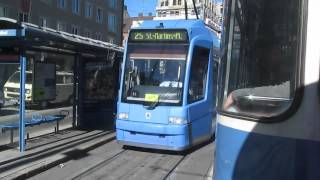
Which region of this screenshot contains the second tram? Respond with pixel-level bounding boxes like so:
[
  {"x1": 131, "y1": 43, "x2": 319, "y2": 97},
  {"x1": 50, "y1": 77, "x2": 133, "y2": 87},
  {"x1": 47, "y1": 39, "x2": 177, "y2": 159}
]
[
  {"x1": 116, "y1": 20, "x2": 220, "y2": 151},
  {"x1": 215, "y1": 0, "x2": 320, "y2": 179}
]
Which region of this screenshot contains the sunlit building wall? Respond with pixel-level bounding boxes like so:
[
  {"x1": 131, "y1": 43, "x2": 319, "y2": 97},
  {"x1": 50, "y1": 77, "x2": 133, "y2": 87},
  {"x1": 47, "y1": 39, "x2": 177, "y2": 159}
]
[
  {"x1": 154, "y1": 0, "x2": 224, "y2": 34},
  {"x1": 154, "y1": 0, "x2": 213, "y2": 20}
]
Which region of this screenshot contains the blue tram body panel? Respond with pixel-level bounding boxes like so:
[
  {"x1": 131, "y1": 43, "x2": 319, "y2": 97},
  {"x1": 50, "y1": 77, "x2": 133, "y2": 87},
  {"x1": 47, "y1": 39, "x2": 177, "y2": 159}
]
[
  {"x1": 116, "y1": 19, "x2": 220, "y2": 151},
  {"x1": 215, "y1": 123, "x2": 320, "y2": 180}
]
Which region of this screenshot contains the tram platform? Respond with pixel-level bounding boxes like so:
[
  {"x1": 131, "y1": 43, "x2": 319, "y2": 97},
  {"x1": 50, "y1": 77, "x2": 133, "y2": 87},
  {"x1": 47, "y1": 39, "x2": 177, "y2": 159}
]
[
  {"x1": 0, "y1": 128, "x2": 115, "y2": 179},
  {"x1": 0, "y1": 128, "x2": 214, "y2": 179}
]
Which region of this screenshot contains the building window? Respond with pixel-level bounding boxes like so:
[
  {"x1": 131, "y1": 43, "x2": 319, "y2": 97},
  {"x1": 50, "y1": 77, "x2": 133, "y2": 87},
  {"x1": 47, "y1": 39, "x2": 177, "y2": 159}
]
[
  {"x1": 160, "y1": 0, "x2": 169, "y2": 7},
  {"x1": 170, "y1": 11, "x2": 174, "y2": 16},
  {"x1": 84, "y1": 30, "x2": 91, "y2": 38},
  {"x1": 41, "y1": 0, "x2": 52, "y2": 5},
  {"x1": 0, "y1": 6, "x2": 7, "y2": 17},
  {"x1": 72, "y1": 0, "x2": 80, "y2": 14},
  {"x1": 19, "y1": 12, "x2": 29, "y2": 22},
  {"x1": 57, "y1": 21, "x2": 67, "y2": 32},
  {"x1": 109, "y1": 0, "x2": 117, "y2": 9},
  {"x1": 175, "y1": 11, "x2": 179, "y2": 16},
  {"x1": 178, "y1": 0, "x2": 182, "y2": 5},
  {"x1": 40, "y1": 17, "x2": 48, "y2": 27},
  {"x1": 58, "y1": 0, "x2": 66, "y2": 9},
  {"x1": 96, "y1": 8, "x2": 103, "y2": 23},
  {"x1": 85, "y1": 2, "x2": 92, "y2": 18},
  {"x1": 109, "y1": 37, "x2": 114, "y2": 44},
  {"x1": 165, "y1": 0, "x2": 169, "y2": 6},
  {"x1": 173, "y1": 0, "x2": 176, "y2": 5},
  {"x1": 162, "y1": 12, "x2": 167, "y2": 17},
  {"x1": 95, "y1": 33, "x2": 102, "y2": 40},
  {"x1": 108, "y1": 13, "x2": 116, "y2": 33},
  {"x1": 71, "y1": 25, "x2": 80, "y2": 35}
]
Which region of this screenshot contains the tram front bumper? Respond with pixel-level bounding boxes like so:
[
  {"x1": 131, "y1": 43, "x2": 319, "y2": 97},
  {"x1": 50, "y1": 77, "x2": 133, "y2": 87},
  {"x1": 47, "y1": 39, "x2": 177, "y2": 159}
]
[{"x1": 116, "y1": 120, "x2": 191, "y2": 151}]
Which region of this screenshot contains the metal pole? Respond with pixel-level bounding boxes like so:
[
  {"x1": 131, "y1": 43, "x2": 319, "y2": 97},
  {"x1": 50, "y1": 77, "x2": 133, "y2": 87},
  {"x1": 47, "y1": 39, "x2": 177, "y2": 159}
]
[
  {"x1": 19, "y1": 55, "x2": 26, "y2": 152},
  {"x1": 184, "y1": 0, "x2": 188, "y2": 19},
  {"x1": 72, "y1": 54, "x2": 80, "y2": 128},
  {"x1": 192, "y1": 0, "x2": 199, "y2": 19}
]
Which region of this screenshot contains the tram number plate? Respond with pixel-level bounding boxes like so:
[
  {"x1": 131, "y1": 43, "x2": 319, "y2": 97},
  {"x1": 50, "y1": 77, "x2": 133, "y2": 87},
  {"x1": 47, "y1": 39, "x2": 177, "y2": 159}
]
[{"x1": 145, "y1": 94, "x2": 159, "y2": 102}]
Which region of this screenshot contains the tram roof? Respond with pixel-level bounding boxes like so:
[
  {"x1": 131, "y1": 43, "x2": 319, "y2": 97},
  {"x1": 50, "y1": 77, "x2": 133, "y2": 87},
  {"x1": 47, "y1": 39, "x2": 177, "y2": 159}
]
[
  {"x1": 133, "y1": 19, "x2": 206, "y2": 30},
  {"x1": 0, "y1": 17, "x2": 123, "y2": 54}
]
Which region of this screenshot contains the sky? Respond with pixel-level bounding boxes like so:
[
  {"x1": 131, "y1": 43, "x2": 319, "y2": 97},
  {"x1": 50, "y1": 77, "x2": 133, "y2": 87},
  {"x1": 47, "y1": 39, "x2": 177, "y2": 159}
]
[{"x1": 124, "y1": 0, "x2": 157, "y2": 17}]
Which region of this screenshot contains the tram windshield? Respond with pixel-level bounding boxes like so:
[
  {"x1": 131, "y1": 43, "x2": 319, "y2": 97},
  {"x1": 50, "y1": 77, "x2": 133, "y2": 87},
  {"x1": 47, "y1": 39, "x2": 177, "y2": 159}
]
[{"x1": 122, "y1": 44, "x2": 188, "y2": 106}]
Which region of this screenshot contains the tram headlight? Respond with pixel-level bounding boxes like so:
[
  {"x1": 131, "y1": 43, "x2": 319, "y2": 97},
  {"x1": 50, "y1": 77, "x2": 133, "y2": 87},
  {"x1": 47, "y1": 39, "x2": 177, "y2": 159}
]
[
  {"x1": 169, "y1": 117, "x2": 187, "y2": 125},
  {"x1": 118, "y1": 113, "x2": 129, "y2": 120}
]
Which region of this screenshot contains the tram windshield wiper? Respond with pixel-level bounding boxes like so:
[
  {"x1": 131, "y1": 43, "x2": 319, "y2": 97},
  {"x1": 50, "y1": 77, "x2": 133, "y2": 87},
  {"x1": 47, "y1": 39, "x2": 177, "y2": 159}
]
[
  {"x1": 145, "y1": 98, "x2": 160, "y2": 110},
  {"x1": 143, "y1": 87, "x2": 181, "y2": 110}
]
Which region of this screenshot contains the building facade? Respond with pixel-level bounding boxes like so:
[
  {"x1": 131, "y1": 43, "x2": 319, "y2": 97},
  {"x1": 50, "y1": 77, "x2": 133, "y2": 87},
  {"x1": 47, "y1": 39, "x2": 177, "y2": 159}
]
[
  {"x1": 212, "y1": 0, "x2": 223, "y2": 32},
  {"x1": 154, "y1": 0, "x2": 213, "y2": 20},
  {"x1": 154, "y1": 0, "x2": 223, "y2": 33},
  {"x1": 122, "y1": 7, "x2": 154, "y2": 46},
  {"x1": 0, "y1": 0, "x2": 123, "y2": 45}
]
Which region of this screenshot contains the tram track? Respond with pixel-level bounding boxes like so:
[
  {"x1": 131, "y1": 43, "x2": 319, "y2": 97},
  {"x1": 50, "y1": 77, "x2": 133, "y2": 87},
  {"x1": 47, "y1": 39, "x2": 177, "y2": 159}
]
[
  {"x1": 70, "y1": 147, "x2": 128, "y2": 180},
  {"x1": 68, "y1": 143, "x2": 187, "y2": 180},
  {"x1": 162, "y1": 154, "x2": 186, "y2": 180},
  {"x1": 29, "y1": 137, "x2": 187, "y2": 180},
  {"x1": 29, "y1": 138, "x2": 214, "y2": 180}
]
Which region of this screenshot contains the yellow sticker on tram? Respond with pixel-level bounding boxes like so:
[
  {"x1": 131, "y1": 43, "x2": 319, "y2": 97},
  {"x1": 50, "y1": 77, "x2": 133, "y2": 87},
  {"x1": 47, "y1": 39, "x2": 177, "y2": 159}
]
[{"x1": 145, "y1": 94, "x2": 159, "y2": 102}]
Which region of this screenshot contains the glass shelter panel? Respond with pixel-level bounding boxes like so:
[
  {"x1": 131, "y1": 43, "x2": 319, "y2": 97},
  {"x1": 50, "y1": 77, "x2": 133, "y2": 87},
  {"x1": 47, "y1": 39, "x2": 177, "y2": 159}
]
[
  {"x1": 0, "y1": 51, "x2": 76, "y2": 146},
  {"x1": 84, "y1": 61, "x2": 115, "y2": 104},
  {"x1": 0, "y1": 58, "x2": 20, "y2": 145},
  {"x1": 80, "y1": 59, "x2": 119, "y2": 129},
  {"x1": 26, "y1": 52, "x2": 74, "y2": 143},
  {"x1": 219, "y1": 0, "x2": 302, "y2": 119}
]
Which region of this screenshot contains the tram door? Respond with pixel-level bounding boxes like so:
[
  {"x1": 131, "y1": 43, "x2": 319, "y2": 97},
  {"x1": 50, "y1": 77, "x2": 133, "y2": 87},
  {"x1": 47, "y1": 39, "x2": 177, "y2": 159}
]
[{"x1": 79, "y1": 58, "x2": 119, "y2": 129}]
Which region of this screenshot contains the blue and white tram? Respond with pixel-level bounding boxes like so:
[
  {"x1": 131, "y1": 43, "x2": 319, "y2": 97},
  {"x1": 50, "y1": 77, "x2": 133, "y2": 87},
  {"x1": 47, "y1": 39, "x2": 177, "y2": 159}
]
[
  {"x1": 116, "y1": 20, "x2": 220, "y2": 151},
  {"x1": 215, "y1": 0, "x2": 320, "y2": 179}
]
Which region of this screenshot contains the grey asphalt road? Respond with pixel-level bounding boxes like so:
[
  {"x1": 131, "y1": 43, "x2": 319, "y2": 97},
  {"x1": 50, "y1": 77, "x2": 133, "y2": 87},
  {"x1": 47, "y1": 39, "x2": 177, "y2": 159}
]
[{"x1": 28, "y1": 139, "x2": 215, "y2": 180}]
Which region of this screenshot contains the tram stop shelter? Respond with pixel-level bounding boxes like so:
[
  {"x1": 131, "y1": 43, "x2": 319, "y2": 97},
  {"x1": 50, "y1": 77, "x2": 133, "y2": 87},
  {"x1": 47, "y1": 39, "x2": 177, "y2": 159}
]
[{"x1": 0, "y1": 17, "x2": 123, "y2": 151}]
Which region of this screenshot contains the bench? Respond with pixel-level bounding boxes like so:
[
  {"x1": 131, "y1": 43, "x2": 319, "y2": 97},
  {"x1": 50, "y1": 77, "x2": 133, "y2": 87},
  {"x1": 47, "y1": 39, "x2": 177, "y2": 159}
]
[{"x1": 0, "y1": 110, "x2": 68, "y2": 145}]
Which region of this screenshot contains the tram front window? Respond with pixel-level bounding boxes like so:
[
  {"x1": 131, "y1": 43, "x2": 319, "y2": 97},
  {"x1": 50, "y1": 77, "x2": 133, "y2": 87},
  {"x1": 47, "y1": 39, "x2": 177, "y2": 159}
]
[
  {"x1": 219, "y1": 0, "x2": 302, "y2": 119},
  {"x1": 122, "y1": 44, "x2": 187, "y2": 106}
]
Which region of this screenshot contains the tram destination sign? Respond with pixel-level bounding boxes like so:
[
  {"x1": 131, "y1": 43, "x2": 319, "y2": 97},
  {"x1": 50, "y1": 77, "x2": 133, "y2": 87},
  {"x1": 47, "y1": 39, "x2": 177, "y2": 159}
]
[{"x1": 129, "y1": 29, "x2": 188, "y2": 43}]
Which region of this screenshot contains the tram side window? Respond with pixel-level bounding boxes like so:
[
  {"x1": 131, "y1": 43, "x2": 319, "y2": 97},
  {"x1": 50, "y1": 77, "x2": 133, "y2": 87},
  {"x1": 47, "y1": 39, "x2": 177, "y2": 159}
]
[
  {"x1": 188, "y1": 46, "x2": 209, "y2": 103},
  {"x1": 219, "y1": 0, "x2": 302, "y2": 119}
]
